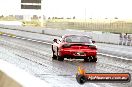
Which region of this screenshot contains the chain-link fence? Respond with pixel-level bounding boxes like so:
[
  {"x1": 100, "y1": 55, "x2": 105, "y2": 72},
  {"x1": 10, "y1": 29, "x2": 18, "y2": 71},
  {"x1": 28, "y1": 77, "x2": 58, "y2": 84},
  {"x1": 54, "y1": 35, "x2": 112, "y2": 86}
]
[{"x1": 46, "y1": 19, "x2": 132, "y2": 33}]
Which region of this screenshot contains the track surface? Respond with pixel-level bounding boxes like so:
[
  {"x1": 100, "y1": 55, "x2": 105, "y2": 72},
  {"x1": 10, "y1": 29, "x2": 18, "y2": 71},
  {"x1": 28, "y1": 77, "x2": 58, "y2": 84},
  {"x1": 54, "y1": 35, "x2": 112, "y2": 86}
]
[{"x1": 0, "y1": 36, "x2": 132, "y2": 87}]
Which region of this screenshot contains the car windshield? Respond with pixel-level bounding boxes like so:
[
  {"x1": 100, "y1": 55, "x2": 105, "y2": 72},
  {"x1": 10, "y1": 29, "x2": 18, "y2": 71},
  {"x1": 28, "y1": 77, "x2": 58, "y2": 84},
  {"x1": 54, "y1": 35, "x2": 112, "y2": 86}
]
[{"x1": 64, "y1": 35, "x2": 92, "y2": 43}]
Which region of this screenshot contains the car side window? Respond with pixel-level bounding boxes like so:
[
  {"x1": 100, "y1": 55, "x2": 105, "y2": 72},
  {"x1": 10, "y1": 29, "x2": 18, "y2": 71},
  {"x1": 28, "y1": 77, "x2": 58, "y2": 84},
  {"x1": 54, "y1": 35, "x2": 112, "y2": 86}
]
[{"x1": 65, "y1": 38, "x2": 72, "y2": 42}]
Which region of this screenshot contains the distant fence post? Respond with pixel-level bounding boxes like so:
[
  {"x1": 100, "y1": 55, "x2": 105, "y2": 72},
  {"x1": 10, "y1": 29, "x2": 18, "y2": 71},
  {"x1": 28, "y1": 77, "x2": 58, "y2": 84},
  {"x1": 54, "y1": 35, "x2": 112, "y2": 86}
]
[{"x1": 42, "y1": 30, "x2": 45, "y2": 34}]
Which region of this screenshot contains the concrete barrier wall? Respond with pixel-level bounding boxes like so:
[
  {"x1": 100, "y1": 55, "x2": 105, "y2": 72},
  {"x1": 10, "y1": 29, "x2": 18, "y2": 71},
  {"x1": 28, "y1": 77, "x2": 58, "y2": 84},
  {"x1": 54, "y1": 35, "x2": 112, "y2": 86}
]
[
  {"x1": 0, "y1": 71, "x2": 22, "y2": 87},
  {"x1": 0, "y1": 25, "x2": 131, "y2": 45},
  {"x1": 0, "y1": 60, "x2": 50, "y2": 87},
  {"x1": 43, "y1": 28, "x2": 121, "y2": 44},
  {"x1": 91, "y1": 33, "x2": 120, "y2": 44}
]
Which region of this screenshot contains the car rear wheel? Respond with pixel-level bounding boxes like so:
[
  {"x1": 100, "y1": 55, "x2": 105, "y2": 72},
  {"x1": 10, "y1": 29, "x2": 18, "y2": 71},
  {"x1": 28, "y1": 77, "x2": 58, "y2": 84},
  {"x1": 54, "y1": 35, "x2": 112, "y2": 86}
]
[
  {"x1": 89, "y1": 56, "x2": 97, "y2": 62},
  {"x1": 58, "y1": 56, "x2": 64, "y2": 61},
  {"x1": 57, "y1": 48, "x2": 64, "y2": 61},
  {"x1": 84, "y1": 58, "x2": 89, "y2": 62},
  {"x1": 52, "y1": 55, "x2": 57, "y2": 60}
]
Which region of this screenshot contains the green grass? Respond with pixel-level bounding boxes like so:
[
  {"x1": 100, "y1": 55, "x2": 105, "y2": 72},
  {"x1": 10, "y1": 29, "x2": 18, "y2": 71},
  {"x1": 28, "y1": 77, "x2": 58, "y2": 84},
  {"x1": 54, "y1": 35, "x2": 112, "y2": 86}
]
[
  {"x1": 0, "y1": 17, "x2": 17, "y2": 21},
  {"x1": 22, "y1": 20, "x2": 41, "y2": 27},
  {"x1": 46, "y1": 19, "x2": 132, "y2": 33}
]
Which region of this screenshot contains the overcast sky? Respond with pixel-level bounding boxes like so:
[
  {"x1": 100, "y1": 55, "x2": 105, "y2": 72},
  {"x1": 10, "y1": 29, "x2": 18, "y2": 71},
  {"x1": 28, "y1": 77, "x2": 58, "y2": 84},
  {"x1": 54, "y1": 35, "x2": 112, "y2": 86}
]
[{"x1": 0, "y1": 0, "x2": 132, "y2": 19}]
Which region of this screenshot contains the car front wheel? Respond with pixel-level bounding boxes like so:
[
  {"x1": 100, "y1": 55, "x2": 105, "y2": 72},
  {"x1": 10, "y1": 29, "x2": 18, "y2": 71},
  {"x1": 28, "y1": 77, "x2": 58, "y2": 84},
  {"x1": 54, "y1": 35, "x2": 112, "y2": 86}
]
[
  {"x1": 89, "y1": 56, "x2": 97, "y2": 62},
  {"x1": 58, "y1": 56, "x2": 64, "y2": 61},
  {"x1": 84, "y1": 58, "x2": 89, "y2": 62}
]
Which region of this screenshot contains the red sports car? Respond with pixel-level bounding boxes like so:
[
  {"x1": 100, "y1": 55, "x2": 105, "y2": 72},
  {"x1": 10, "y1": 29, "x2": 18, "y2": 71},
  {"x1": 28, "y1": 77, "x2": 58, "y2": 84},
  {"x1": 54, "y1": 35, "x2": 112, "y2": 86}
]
[{"x1": 52, "y1": 35, "x2": 97, "y2": 62}]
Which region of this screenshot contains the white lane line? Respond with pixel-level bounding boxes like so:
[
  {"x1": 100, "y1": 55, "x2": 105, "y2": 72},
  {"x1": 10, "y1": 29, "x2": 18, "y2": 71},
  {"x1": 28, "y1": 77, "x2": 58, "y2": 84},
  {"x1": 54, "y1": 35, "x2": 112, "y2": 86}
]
[
  {"x1": 36, "y1": 41, "x2": 42, "y2": 43},
  {"x1": 27, "y1": 39, "x2": 32, "y2": 41},
  {"x1": 21, "y1": 38, "x2": 26, "y2": 40},
  {"x1": 98, "y1": 53, "x2": 132, "y2": 61},
  {"x1": 7, "y1": 35, "x2": 11, "y2": 37},
  {"x1": 41, "y1": 41, "x2": 52, "y2": 45},
  {"x1": 16, "y1": 37, "x2": 21, "y2": 39},
  {"x1": 2, "y1": 34, "x2": 7, "y2": 36},
  {"x1": 32, "y1": 40, "x2": 37, "y2": 42}
]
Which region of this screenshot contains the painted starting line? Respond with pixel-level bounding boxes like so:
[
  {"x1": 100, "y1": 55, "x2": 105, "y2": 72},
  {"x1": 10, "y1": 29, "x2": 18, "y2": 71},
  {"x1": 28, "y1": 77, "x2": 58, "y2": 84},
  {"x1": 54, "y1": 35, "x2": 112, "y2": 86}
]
[{"x1": 0, "y1": 32, "x2": 132, "y2": 61}]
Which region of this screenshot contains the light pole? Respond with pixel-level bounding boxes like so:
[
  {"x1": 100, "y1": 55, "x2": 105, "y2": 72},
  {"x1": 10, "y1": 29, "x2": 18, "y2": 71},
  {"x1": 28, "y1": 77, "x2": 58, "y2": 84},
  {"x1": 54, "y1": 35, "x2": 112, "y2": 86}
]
[{"x1": 40, "y1": 0, "x2": 43, "y2": 27}]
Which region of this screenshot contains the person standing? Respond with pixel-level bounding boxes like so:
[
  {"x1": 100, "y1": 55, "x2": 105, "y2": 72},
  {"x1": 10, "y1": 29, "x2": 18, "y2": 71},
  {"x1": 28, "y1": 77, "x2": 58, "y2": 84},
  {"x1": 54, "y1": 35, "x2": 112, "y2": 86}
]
[
  {"x1": 127, "y1": 35, "x2": 132, "y2": 46},
  {"x1": 123, "y1": 33, "x2": 128, "y2": 45},
  {"x1": 119, "y1": 33, "x2": 123, "y2": 45}
]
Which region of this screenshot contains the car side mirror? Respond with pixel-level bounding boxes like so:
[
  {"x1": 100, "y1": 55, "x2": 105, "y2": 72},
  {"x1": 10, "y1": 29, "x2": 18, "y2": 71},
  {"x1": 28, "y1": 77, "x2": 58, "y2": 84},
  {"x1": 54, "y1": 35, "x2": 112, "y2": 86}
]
[
  {"x1": 53, "y1": 39, "x2": 57, "y2": 43},
  {"x1": 92, "y1": 41, "x2": 95, "y2": 44}
]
